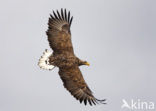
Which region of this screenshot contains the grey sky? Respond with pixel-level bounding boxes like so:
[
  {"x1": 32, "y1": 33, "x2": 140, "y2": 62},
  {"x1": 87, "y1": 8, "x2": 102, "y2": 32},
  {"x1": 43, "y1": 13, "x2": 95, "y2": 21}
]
[{"x1": 0, "y1": 0, "x2": 156, "y2": 111}]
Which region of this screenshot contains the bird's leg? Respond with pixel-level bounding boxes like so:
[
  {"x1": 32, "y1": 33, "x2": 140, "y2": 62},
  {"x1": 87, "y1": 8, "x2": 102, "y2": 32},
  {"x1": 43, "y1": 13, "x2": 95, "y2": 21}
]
[{"x1": 49, "y1": 55, "x2": 55, "y2": 65}]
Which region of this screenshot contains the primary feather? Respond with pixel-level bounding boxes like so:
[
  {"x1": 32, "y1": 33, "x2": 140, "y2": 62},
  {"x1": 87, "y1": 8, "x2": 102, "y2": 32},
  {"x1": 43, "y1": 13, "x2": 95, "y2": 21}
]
[{"x1": 46, "y1": 9, "x2": 74, "y2": 54}]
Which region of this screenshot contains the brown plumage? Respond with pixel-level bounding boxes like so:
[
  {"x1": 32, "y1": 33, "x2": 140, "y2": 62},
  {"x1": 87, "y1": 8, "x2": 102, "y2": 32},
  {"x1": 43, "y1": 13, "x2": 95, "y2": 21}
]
[{"x1": 45, "y1": 9, "x2": 106, "y2": 105}]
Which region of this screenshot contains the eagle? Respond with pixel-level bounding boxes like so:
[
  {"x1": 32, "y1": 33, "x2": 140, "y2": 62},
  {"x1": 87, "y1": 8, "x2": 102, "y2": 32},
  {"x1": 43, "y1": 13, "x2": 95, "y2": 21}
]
[{"x1": 38, "y1": 9, "x2": 106, "y2": 106}]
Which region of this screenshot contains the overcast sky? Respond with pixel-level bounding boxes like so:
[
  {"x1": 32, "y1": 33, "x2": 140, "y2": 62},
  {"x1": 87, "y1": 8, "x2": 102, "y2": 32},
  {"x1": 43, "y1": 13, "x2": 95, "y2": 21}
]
[{"x1": 0, "y1": 0, "x2": 156, "y2": 111}]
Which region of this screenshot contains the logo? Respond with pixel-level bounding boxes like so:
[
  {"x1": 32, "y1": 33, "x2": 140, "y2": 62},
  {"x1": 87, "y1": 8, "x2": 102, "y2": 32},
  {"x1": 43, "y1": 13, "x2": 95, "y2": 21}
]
[{"x1": 121, "y1": 99, "x2": 155, "y2": 110}]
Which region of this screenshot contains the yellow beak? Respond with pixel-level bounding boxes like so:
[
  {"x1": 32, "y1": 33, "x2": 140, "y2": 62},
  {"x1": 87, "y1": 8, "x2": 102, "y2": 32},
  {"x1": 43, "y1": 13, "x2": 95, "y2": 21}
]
[{"x1": 85, "y1": 62, "x2": 90, "y2": 66}]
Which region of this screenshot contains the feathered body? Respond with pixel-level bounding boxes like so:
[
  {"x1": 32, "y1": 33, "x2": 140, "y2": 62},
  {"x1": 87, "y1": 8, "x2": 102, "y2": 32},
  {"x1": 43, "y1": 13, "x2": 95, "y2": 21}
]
[{"x1": 38, "y1": 9, "x2": 106, "y2": 105}]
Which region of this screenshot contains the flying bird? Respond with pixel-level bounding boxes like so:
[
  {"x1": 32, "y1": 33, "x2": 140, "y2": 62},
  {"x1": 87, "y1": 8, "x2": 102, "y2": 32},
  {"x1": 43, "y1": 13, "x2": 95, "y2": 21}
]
[{"x1": 38, "y1": 9, "x2": 106, "y2": 106}]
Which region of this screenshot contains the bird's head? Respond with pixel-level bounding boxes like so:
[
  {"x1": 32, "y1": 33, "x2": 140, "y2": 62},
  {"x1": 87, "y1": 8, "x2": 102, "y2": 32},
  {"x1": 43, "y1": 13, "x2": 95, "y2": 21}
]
[
  {"x1": 77, "y1": 58, "x2": 90, "y2": 66},
  {"x1": 79, "y1": 61, "x2": 90, "y2": 66},
  {"x1": 84, "y1": 61, "x2": 90, "y2": 66}
]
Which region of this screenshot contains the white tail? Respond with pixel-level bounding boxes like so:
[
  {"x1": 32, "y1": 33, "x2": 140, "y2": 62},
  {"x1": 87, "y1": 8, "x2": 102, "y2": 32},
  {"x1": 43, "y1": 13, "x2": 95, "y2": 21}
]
[{"x1": 38, "y1": 49, "x2": 55, "y2": 70}]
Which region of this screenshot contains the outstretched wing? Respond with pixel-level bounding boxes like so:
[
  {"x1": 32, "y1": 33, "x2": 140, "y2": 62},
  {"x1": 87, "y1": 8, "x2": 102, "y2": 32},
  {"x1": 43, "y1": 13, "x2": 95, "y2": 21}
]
[
  {"x1": 59, "y1": 66, "x2": 106, "y2": 106},
  {"x1": 46, "y1": 9, "x2": 74, "y2": 54}
]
